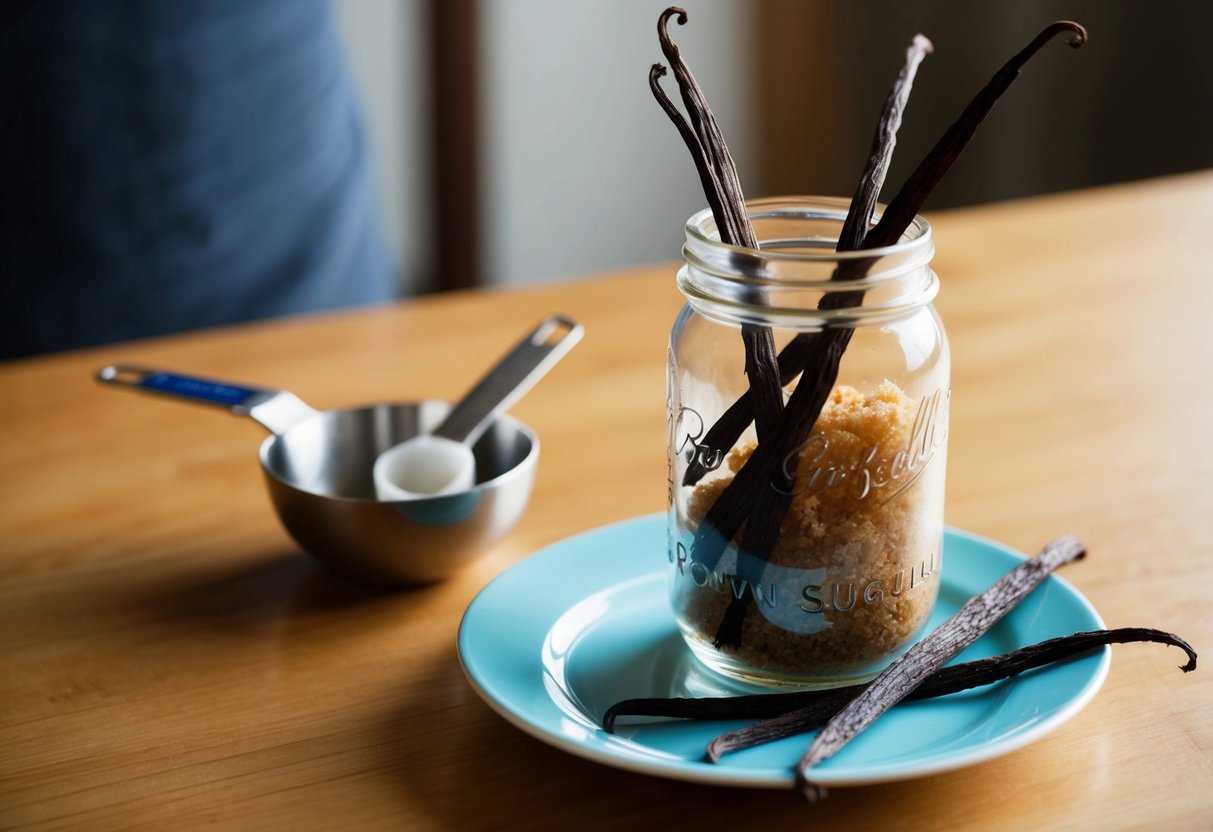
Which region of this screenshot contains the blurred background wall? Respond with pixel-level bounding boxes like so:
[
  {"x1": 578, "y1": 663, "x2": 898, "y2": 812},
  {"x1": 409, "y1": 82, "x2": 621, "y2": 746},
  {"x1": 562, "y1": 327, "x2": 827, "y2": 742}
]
[{"x1": 335, "y1": 0, "x2": 1213, "y2": 294}]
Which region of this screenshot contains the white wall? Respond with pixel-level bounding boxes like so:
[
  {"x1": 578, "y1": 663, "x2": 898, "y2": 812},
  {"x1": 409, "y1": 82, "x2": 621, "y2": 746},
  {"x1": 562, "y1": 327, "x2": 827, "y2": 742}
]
[
  {"x1": 480, "y1": 1, "x2": 755, "y2": 286},
  {"x1": 334, "y1": 1, "x2": 755, "y2": 291}
]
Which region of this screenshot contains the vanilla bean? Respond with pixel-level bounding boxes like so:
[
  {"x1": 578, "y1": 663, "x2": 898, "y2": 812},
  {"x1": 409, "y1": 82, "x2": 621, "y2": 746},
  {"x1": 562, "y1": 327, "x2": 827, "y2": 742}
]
[
  {"x1": 682, "y1": 22, "x2": 1088, "y2": 488},
  {"x1": 602, "y1": 627, "x2": 1196, "y2": 733},
  {"x1": 796, "y1": 535, "x2": 1086, "y2": 801},
  {"x1": 714, "y1": 479, "x2": 794, "y2": 648},
  {"x1": 839, "y1": 34, "x2": 934, "y2": 249},
  {"x1": 706, "y1": 627, "x2": 1196, "y2": 761},
  {"x1": 651, "y1": 7, "x2": 783, "y2": 443},
  {"x1": 648, "y1": 64, "x2": 734, "y2": 246},
  {"x1": 682, "y1": 334, "x2": 821, "y2": 487},
  {"x1": 657, "y1": 7, "x2": 754, "y2": 249},
  {"x1": 740, "y1": 322, "x2": 784, "y2": 447},
  {"x1": 708, "y1": 329, "x2": 853, "y2": 646},
  {"x1": 690, "y1": 329, "x2": 849, "y2": 574},
  {"x1": 870, "y1": 21, "x2": 1087, "y2": 246}
]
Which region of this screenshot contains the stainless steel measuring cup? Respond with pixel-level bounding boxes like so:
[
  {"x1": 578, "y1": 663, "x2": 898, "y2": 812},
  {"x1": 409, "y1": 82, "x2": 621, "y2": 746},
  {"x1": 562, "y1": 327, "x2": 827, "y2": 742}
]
[{"x1": 95, "y1": 316, "x2": 581, "y2": 585}]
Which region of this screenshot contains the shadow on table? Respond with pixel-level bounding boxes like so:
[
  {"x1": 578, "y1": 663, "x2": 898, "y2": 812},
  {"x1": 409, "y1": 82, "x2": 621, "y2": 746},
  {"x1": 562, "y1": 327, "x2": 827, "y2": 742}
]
[{"x1": 127, "y1": 547, "x2": 407, "y2": 636}]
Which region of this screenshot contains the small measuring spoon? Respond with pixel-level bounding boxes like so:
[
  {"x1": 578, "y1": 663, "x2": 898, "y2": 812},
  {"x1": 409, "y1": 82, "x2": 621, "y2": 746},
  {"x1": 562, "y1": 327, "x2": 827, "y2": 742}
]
[{"x1": 373, "y1": 315, "x2": 583, "y2": 501}]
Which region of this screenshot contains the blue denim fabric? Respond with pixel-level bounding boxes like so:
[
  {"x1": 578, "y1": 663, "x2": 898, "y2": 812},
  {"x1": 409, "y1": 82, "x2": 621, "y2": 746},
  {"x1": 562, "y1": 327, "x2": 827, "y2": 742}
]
[{"x1": 1, "y1": 0, "x2": 394, "y2": 358}]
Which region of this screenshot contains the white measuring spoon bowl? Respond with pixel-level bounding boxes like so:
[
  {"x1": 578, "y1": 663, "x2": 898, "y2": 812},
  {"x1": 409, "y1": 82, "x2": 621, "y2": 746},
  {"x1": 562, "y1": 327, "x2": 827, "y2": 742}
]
[
  {"x1": 373, "y1": 315, "x2": 583, "y2": 502},
  {"x1": 373, "y1": 435, "x2": 475, "y2": 500}
]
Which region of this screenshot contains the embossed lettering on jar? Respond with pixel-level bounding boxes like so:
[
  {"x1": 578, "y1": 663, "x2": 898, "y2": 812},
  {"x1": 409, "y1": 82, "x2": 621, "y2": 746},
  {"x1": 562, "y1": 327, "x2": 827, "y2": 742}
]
[{"x1": 666, "y1": 197, "x2": 950, "y2": 688}]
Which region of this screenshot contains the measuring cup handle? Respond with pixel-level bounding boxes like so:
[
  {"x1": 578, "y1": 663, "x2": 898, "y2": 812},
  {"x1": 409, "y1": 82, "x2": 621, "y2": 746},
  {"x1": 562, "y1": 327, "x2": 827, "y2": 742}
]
[
  {"x1": 96, "y1": 365, "x2": 317, "y2": 435},
  {"x1": 434, "y1": 314, "x2": 584, "y2": 445}
]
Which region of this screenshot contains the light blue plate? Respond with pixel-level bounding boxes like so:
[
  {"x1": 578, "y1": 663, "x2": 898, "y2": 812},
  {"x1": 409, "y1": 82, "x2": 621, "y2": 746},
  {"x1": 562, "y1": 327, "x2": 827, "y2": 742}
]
[{"x1": 457, "y1": 514, "x2": 1108, "y2": 788}]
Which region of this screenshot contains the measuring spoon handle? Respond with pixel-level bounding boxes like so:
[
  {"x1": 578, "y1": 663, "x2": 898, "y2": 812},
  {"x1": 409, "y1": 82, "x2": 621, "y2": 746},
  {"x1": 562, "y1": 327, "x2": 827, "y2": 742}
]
[
  {"x1": 434, "y1": 315, "x2": 584, "y2": 445},
  {"x1": 95, "y1": 365, "x2": 317, "y2": 435}
]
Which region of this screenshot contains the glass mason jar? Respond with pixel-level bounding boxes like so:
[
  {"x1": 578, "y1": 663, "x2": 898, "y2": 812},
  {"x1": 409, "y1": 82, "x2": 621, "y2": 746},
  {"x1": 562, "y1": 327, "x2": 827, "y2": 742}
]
[{"x1": 666, "y1": 197, "x2": 949, "y2": 688}]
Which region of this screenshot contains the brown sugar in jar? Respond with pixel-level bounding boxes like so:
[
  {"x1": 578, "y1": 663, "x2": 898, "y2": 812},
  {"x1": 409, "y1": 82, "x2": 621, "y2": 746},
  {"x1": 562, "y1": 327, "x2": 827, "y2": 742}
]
[{"x1": 676, "y1": 382, "x2": 945, "y2": 683}]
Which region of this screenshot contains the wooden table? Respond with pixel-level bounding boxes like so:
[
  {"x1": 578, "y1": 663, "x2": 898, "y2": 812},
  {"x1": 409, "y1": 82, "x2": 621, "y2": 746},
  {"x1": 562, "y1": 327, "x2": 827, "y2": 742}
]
[{"x1": 3, "y1": 173, "x2": 1210, "y2": 830}]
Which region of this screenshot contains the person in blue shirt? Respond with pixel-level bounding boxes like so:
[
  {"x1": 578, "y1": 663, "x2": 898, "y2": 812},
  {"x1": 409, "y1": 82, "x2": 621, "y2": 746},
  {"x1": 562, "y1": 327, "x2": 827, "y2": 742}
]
[{"x1": 1, "y1": 0, "x2": 395, "y2": 359}]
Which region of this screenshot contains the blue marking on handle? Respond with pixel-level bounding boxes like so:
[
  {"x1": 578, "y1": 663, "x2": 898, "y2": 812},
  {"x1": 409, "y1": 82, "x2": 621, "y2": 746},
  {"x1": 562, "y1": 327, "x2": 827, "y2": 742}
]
[{"x1": 139, "y1": 373, "x2": 259, "y2": 407}]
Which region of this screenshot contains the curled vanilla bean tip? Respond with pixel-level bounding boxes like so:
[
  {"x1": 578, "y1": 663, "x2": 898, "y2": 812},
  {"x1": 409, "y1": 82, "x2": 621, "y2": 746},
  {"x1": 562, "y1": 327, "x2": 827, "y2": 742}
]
[
  {"x1": 649, "y1": 64, "x2": 670, "y2": 96},
  {"x1": 1029, "y1": 21, "x2": 1088, "y2": 58},
  {"x1": 658, "y1": 7, "x2": 689, "y2": 46},
  {"x1": 647, "y1": 65, "x2": 676, "y2": 118},
  {"x1": 1052, "y1": 20, "x2": 1088, "y2": 47}
]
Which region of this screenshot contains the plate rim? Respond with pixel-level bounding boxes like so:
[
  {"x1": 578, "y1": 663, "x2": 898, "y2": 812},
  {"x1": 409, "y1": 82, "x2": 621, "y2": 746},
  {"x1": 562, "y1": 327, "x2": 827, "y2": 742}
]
[{"x1": 457, "y1": 513, "x2": 1109, "y2": 788}]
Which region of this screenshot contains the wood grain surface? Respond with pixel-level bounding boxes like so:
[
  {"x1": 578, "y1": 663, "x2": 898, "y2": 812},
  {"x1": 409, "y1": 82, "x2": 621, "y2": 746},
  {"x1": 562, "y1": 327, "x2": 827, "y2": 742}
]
[{"x1": 2, "y1": 172, "x2": 1210, "y2": 830}]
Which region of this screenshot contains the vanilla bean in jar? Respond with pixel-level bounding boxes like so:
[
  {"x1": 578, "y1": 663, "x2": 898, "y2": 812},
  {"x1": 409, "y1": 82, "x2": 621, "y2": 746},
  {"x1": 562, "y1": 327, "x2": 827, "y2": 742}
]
[{"x1": 667, "y1": 197, "x2": 949, "y2": 687}]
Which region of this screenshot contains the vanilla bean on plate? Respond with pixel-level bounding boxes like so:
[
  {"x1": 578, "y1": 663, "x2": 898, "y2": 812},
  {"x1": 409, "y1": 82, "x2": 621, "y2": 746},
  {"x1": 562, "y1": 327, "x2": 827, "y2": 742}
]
[
  {"x1": 705, "y1": 628, "x2": 1196, "y2": 761},
  {"x1": 603, "y1": 627, "x2": 1196, "y2": 732},
  {"x1": 795, "y1": 535, "x2": 1086, "y2": 801},
  {"x1": 650, "y1": 8, "x2": 784, "y2": 443},
  {"x1": 681, "y1": 21, "x2": 1088, "y2": 489}
]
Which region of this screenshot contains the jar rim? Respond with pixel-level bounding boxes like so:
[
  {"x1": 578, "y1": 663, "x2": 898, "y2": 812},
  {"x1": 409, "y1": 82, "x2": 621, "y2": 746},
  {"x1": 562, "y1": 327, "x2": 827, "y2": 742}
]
[
  {"x1": 679, "y1": 196, "x2": 938, "y2": 326},
  {"x1": 684, "y1": 195, "x2": 933, "y2": 269}
]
